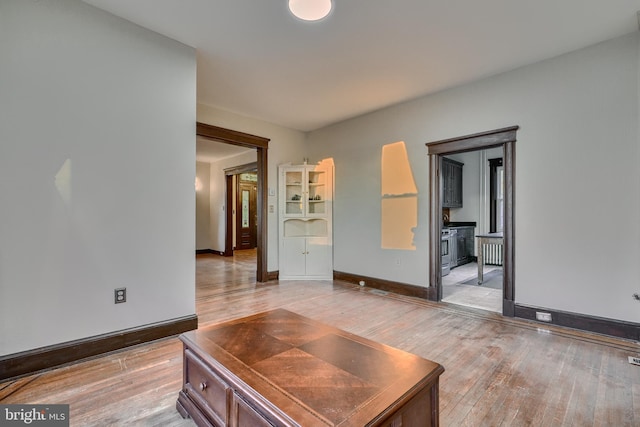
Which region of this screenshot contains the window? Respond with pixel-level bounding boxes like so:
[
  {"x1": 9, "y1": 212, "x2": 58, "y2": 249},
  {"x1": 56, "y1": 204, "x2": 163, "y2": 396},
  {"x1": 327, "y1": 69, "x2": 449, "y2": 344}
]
[{"x1": 489, "y1": 158, "x2": 503, "y2": 233}]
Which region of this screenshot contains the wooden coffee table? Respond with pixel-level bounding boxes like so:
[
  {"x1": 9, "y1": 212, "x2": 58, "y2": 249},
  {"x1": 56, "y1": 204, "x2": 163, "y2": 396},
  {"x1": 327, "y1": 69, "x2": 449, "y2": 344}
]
[{"x1": 176, "y1": 309, "x2": 444, "y2": 426}]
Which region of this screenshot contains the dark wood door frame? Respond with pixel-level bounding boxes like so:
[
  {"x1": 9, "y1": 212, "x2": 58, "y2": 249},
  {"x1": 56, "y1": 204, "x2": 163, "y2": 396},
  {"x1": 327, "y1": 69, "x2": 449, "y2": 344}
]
[
  {"x1": 197, "y1": 122, "x2": 270, "y2": 283},
  {"x1": 426, "y1": 126, "x2": 518, "y2": 316},
  {"x1": 224, "y1": 163, "x2": 258, "y2": 253}
]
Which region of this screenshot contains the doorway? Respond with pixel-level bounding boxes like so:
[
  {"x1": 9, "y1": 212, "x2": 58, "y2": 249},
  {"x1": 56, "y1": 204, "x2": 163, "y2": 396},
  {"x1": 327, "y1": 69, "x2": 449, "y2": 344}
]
[
  {"x1": 223, "y1": 164, "x2": 258, "y2": 253},
  {"x1": 196, "y1": 122, "x2": 270, "y2": 282},
  {"x1": 440, "y1": 149, "x2": 503, "y2": 312},
  {"x1": 427, "y1": 126, "x2": 518, "y2": 316},
  {"x1": 236, "y1": 172, "x2": 258, "y2": 250}
]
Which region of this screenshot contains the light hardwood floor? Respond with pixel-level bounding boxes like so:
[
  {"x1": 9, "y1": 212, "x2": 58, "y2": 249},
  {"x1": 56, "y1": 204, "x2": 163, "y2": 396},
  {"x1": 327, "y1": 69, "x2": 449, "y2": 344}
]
[{"x1": 2, "y1": 250, "x2": 640, "y2": 426}]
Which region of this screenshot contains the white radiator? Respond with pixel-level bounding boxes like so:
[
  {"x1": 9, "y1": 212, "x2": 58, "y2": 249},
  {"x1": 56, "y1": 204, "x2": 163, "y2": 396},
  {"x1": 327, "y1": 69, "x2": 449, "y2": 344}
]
[{"x1": 482, "y1": 243, "x2": 503, "y2": 266}]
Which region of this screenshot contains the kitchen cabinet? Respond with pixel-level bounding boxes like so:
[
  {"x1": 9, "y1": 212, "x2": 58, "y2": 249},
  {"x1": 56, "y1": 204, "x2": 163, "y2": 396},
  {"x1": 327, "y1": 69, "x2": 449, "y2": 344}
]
[
  {"x1": 279, "y1": 163, "x2": 333, "y2": 280},
  {"x1": 442, "y1": 158, "x2": 463, "y2": 208},
  {"x1": 454, "y1": 226, "x2": 475, "y2": 266}
]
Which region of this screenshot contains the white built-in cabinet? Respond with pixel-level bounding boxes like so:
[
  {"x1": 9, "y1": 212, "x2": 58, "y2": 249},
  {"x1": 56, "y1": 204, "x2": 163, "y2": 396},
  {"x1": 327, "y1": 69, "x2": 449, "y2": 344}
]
[{"x1": 279, "y1": 162, "x2": 333, "y2": 280}]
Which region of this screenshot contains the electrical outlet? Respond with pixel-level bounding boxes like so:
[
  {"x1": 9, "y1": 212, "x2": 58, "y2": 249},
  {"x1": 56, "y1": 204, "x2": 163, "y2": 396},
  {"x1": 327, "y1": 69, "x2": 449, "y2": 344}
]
[
  {"x1": 114, "y1": 288, "x2": 126, "y2": 304},
  {"x1": 535, "y1": 311, "x2": 552, "y2": 322}
]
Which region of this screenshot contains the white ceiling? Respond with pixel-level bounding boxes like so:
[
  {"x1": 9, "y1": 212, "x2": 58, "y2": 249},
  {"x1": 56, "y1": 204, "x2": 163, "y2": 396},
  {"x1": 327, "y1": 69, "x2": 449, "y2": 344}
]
[{"x1": 83, "y1": 0, "x2": 640, "y2": 132}]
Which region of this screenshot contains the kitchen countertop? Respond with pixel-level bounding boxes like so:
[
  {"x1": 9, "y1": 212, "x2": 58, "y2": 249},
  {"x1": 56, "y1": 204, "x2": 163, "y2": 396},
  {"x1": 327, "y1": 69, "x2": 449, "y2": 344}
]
[{"x1": 444, "y1": 222, "x2": 476, "y2": 228}]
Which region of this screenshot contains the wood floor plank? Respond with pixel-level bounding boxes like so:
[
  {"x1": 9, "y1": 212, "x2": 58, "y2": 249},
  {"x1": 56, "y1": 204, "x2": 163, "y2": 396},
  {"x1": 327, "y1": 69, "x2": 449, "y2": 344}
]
[{"x1": 1, "y1": 250, "x2": 639, "y2": 426}]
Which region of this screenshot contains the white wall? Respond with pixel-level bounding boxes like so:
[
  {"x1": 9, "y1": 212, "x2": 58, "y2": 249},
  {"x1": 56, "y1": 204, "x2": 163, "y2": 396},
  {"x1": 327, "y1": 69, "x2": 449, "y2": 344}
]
[
  {"x1": 307, "y1": 32, "x2": 640, "y2": 323},
  {"x1": 196, "y1": 162, "x2": 212, "y2": 250},
  {"x1": 0, "y1": 0, "x2": 196, "y2": 355},
  {"x1": 196, "y1": 104, "x2": 308, "y2": 271}
]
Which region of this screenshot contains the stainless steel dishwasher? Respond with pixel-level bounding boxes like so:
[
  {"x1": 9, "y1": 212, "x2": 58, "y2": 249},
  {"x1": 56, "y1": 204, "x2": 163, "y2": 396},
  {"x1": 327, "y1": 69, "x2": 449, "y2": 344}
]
[
  {"x1": 449, "y1": 228, "x2": 458, "y2": 268},
  {"x1": 441, "y1": 229, "x2": 451, "y2": 276}
]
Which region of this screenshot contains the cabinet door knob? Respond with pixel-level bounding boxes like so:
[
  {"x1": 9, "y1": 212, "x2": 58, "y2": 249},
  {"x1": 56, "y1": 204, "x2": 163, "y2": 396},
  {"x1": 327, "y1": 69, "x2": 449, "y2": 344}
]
[{"x1": 200, "y1": 382, "x2": 207, "y2": 391}]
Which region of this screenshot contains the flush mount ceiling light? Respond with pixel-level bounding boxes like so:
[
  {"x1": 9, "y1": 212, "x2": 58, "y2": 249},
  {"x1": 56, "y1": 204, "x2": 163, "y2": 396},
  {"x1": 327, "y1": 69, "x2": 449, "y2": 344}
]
[{"x1": 288, "y1": 0, "x2": 332, "y2": 21}]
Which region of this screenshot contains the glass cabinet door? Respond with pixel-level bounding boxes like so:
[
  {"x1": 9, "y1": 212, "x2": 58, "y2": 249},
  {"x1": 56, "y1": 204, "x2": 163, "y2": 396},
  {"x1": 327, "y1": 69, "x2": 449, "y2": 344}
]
[
  {"x1": 284, "y1": 169, "x2": 304, "y2": 215},
  {"x1": 282, "y1": 166, "x2": 330, "y2": 218},
  {"x1": 307, "y1": 169, "x2": 326, "y2": 216}
]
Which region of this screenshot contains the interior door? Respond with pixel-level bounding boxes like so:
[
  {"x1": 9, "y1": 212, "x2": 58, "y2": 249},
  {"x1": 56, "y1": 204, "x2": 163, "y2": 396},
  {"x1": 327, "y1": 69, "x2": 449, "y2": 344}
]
[{"x1": 236, "y1": 179, "x2": 257, "y2": 250}]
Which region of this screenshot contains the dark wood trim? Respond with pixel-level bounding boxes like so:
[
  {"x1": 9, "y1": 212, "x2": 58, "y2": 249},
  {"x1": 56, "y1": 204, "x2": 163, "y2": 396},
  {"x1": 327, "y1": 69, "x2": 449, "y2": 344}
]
[
  {"x1": 503, "y1": 141, "x2": 515, "y2": 304},
  {"x1": 514, "y1": 304, "x2": 640, "y2": 341},
  {"x1": 267, "y1": 271, "x2": 279, "y2": 281},
  {"x1": 224, "y1": 175, "x2": 234, "y2": 256},
  {"x1": 195, "y1": 249, "x2": 224, "y2": 256},
  {"x1": 426, "y1": 126, "x2": 519, "y2": 155},
  {"x1": 196, "y1": 122, "x2": 270, "y2": 281},
  {"x1": 428, "y1": 154, "x2": 441, "y2": 302},
  {"x1": 427, "y1": 126, "x2": 519, "y2": 316},
  {"x1": 224, "y1": 162, "x2": 258, "y2": 176},
  {"x1": 256, "y1": 147, "x2": 268, "y2": 282},
  {"x1": 196, "y1": 122, "x2": 269, "y2": 149},
  {"x1": 0, "y1": 315, "x2": 198, "y2": 382},
  {"x1": 503, "y1": 299, "x2": 515, "y2": 317},
  {"x1": 334, "y1": 271, "x2": 433, "y2": 300}
]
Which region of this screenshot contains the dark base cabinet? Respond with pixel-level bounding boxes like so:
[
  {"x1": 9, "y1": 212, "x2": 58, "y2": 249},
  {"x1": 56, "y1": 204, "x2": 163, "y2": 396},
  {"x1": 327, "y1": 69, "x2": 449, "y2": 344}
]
[
  {"x1": 176, "y1": 309, "x2": 444, "y2": 427},
  {"x1": 447, "y1": 225, "x2": 475, "y2": 267},
  {"x1": 456, "y1": 226, "x2": 475, "y2": 266}
]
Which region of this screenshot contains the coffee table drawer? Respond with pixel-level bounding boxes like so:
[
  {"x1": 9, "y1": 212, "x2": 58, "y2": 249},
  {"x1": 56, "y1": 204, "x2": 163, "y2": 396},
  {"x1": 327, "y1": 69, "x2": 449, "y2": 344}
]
[
  {"x1": 231, "y1": 392, "x2": 275, "y2": 427},
  {"x1": 185, "y1": 349, "x2": 230, "y2": 425}
]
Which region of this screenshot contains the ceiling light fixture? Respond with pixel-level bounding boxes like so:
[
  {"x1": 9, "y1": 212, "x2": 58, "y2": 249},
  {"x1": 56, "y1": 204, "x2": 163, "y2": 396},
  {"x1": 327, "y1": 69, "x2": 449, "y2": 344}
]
[{"x1": 288, "y1": 0, "x2": 332, "y2": 21}]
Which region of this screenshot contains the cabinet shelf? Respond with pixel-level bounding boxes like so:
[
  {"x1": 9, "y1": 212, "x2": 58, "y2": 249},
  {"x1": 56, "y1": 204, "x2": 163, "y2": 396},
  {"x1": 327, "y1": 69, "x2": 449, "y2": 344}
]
[{"x1": 283, "y1": 218, "x2": 327, "y2": 237}]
